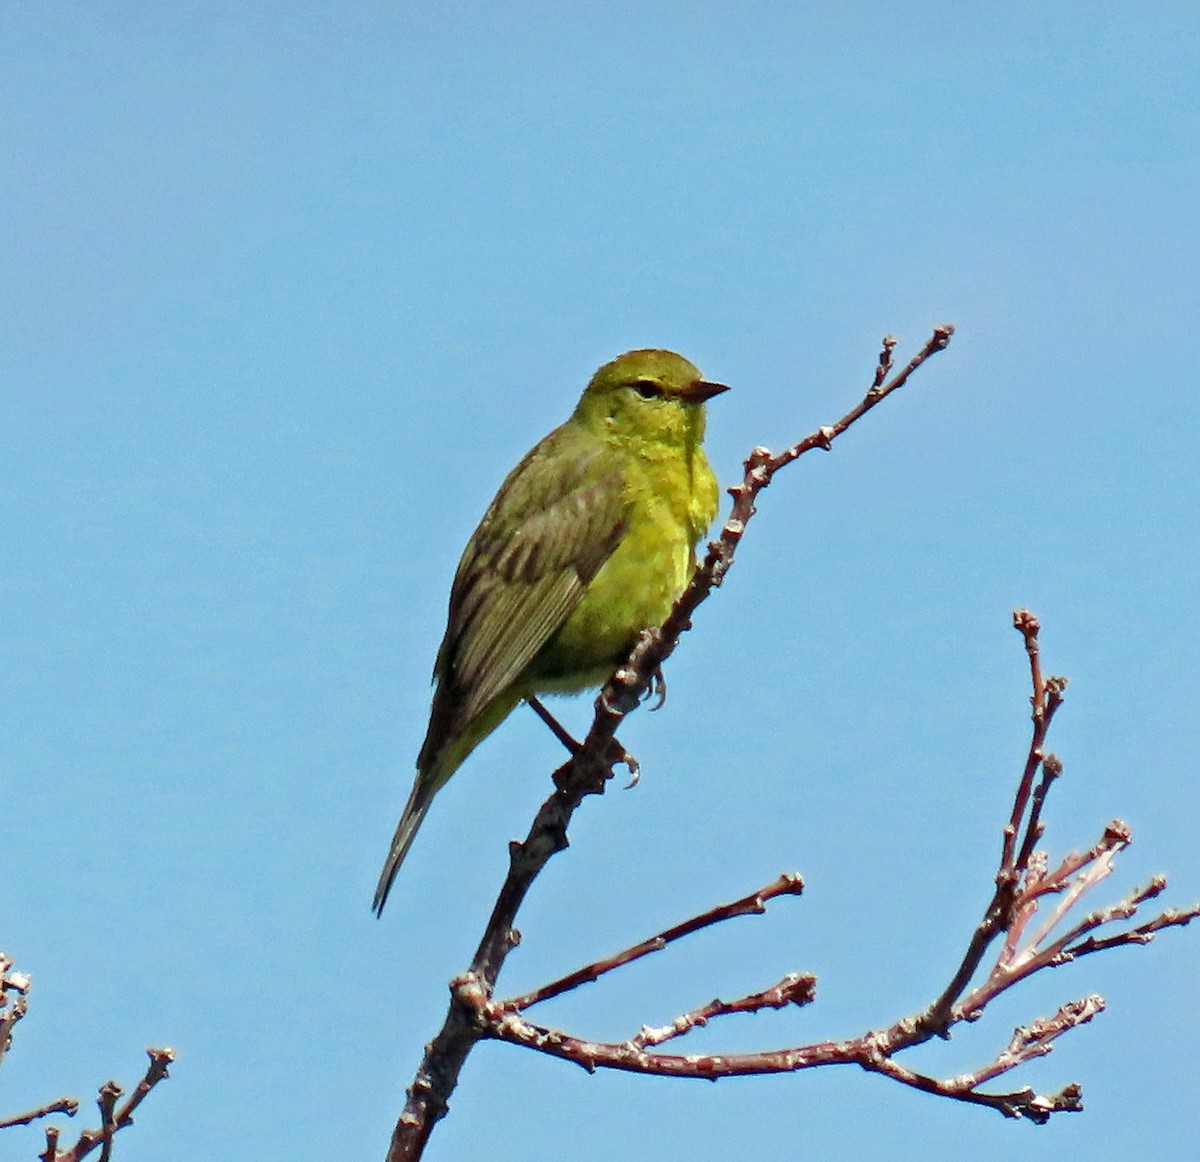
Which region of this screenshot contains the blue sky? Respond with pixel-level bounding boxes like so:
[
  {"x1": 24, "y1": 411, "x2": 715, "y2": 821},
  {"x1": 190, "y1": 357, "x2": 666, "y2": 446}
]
[{"x1": 2, "y1": 4, "x2": 1197, "y2": 1159}]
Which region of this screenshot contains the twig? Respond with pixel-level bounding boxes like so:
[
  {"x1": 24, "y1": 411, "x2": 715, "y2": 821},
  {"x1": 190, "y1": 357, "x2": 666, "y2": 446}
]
[
  {"x1": 454, "y1": 973, "x2": 1095, "y2": 1129},
  {"x1": 1066, "y1": 899, "x2": 1200, "y2": 956},
  {"x1": 39, "y1": 1049, "x2": 175, "y2": 1162},
  {"x1": 95, "y1": 1081, "x2": 120, "y2": 1162},
  {"x1": 40, "y1": 1126, "x2": 59, "y2": 1162},
  {"x1": 0, "y1": 1098, "x2": 79, "y2": 1132},
  {"x1": 504, "y1": 873, "x2": 804, "y2": 1012},
  {"x1": 2, "y1": 949, "x2": 175, "y2": 1159},
  {"x1": 0, "y1": 956, "x2": 81, "y2": 1135},
  {"x1": 917, "y1": 610, "x2": 1065, "y2": 1032},
  {"x1": 1, "y1": 952, "x2": 31, "y2": 1072},
  {"x1": 632, "y1": 973, "x2": 817, "y2": 1049}
]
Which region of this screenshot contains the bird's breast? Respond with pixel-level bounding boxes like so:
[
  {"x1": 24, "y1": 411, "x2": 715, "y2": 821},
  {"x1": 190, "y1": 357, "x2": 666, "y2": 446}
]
[{"x1": 529, "y1": 447, "x2": 714, "y2": 690}]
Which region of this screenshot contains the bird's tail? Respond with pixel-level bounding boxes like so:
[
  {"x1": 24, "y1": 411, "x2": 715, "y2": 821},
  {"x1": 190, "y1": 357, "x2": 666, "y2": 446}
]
[{"x1": 372, "y1": 778, "x2": 435, "y2": 916}]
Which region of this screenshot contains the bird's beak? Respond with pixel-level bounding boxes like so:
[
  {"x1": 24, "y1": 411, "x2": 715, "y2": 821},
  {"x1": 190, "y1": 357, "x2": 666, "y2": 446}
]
[{"x1": 681, "y1": 380, "x2": 730, "y2": 403}]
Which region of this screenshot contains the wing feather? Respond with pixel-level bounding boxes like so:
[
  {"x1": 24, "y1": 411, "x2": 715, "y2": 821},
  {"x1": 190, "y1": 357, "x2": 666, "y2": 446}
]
[{"x1": 418, "y1": 427, "x2": 629, "y2": 774}]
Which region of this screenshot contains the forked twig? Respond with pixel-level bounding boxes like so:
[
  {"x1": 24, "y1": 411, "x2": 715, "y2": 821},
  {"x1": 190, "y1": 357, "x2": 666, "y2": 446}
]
[
  {"x1": 40, "y1": 1049, "x2": 176, "y2": 1162},
  {"x1": 2, "y1": 951, "x2": 175, "y2": 1159}
]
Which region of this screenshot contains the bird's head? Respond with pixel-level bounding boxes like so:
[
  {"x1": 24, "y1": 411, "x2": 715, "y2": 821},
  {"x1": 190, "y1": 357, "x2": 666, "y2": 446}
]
[{"x1": 572, "y1": 349, "x2": 729, "y2": 449}]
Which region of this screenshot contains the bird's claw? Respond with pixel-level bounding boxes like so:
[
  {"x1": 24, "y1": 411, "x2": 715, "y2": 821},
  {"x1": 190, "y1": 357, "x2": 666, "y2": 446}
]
[
  {"x1": 602, "y1": 738, "x2": 641, "y2": 789},
  {"x1": 642, "y1": 666, "x2": 667, "y2": 711}
]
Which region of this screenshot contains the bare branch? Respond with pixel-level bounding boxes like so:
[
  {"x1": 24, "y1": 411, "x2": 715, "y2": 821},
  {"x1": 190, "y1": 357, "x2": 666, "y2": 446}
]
[
  {"x1": 3, "y1": 948, "x2": 175, "y2": 1159},
  {"x1": 0, "y1": 1099, "x2": 80, "y2": 1132},
  {"x1": 28, "y1": 1049, "x2": 175, "y2": 1162},
  {"x1": 1064, "y1": 893, "x2": 1200, "y2": 958},
  {"x1": 917, "y1": 610, "x2": 1067, "y2": 1033},
  {"x1": 632, "y1": 974, "x2": 817, "y2": 1049},
  {"x1": 1, "y1": 952, "x2": 31, "y2": 1072},
  {"x1": 504, "y1": 873, "x2": 804, "y2": 1012},
  {"x1": 457, "y1": 973, "x2": 1097, "y2": 1128},
  {"x1": 432, "y1": 612, "x2": 1193, "y2": 1133},
  {"x1": 40, "y1": 1125, "x2": 59, "y2": 1162}
]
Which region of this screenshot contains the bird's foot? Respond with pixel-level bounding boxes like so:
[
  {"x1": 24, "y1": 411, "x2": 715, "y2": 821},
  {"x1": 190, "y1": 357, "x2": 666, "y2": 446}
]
[
  {"x1": 605, "y1": 737, "x2": 641, "y2": 789},
  {"x1": 530, "y1": 695, "x2": 641, "y2": 789},
  {"x1": 642, "y1": 666, "x2": 667, "y2": 711},
  {"x1": 547, "y1": 732, "x2": 639, "y2": 792}
]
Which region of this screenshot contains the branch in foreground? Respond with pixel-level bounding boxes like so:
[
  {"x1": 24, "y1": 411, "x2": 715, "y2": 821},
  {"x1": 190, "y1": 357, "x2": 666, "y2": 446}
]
[
  {"x1": 386, "y1": 327, "x2": 955, "y2": 1161},
  {"x1": 503, "y1": 872, "x2": 805, "y2": 1013},
  {"x1": 456, "y1": 616, "x2": 1196, "y2": 1124}
]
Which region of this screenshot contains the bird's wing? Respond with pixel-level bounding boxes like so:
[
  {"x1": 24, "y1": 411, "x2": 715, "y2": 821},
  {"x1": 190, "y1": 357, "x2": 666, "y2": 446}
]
[{"x1": 438, "y1": 431, "x2": 629, "y2": 730}]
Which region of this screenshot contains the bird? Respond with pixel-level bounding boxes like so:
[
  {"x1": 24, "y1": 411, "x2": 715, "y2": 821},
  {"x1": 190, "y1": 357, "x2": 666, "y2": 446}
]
[{"x1": 373, "y1": 348, "x2": 728, "y2": 914}]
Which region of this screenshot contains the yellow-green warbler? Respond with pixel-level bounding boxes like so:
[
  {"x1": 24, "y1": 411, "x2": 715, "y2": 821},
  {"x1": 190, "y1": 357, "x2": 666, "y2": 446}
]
[{"x1": 373, "y1": 349, "x2": 727, "y2": 914}]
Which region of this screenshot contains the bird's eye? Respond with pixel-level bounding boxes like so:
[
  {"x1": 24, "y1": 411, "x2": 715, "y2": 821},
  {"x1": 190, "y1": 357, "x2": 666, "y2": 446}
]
[{"x1": 631, "y1": 380, "x2": 661, "y2": 400}]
